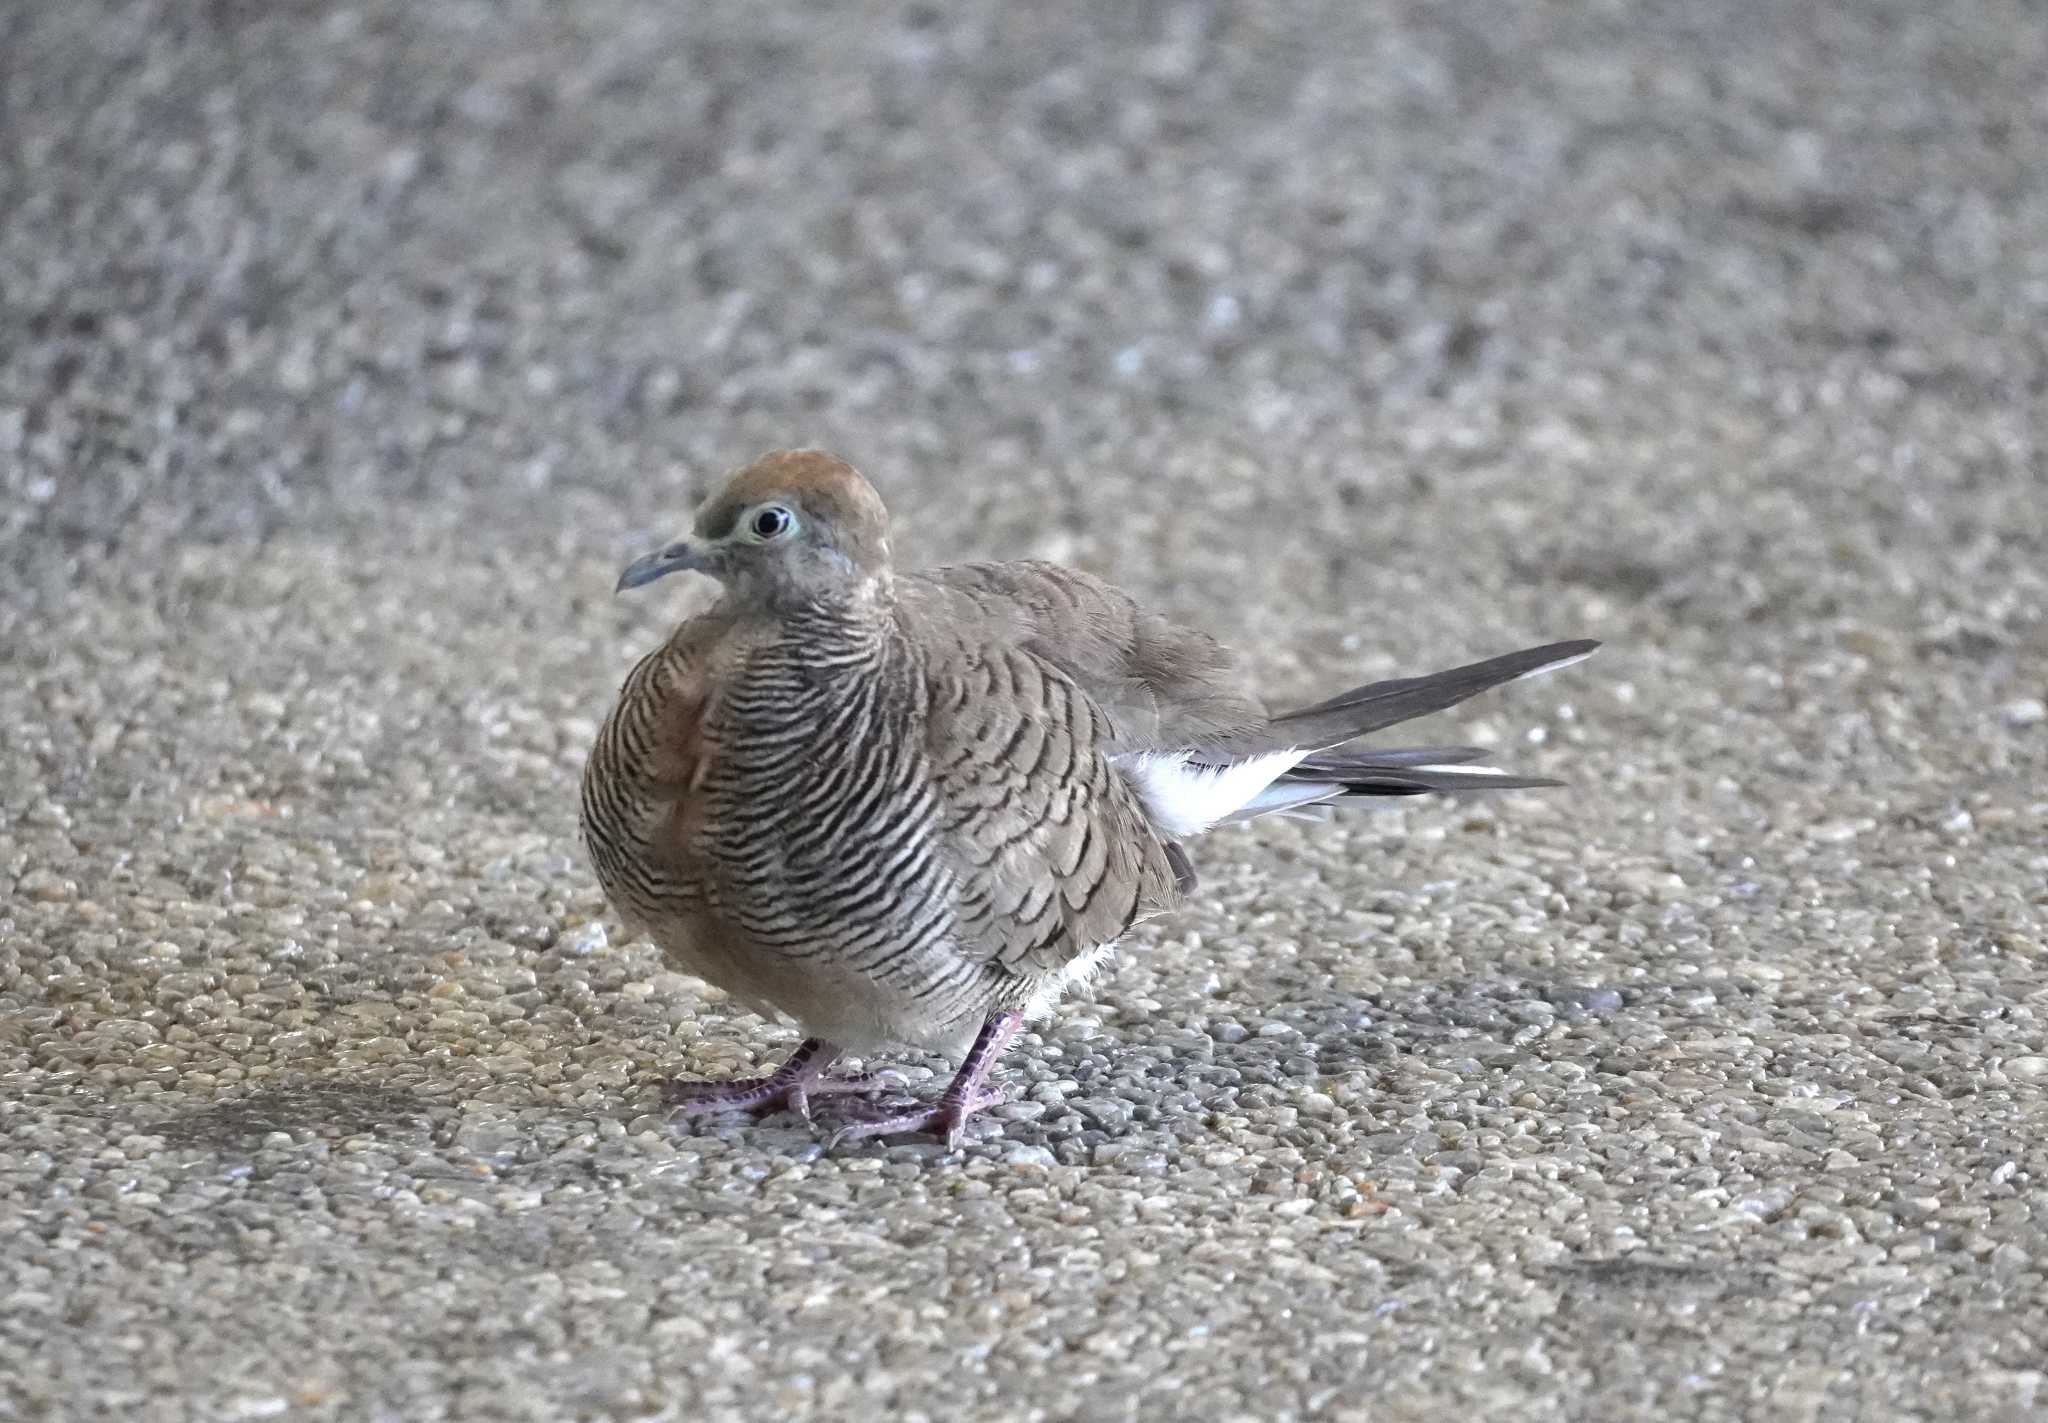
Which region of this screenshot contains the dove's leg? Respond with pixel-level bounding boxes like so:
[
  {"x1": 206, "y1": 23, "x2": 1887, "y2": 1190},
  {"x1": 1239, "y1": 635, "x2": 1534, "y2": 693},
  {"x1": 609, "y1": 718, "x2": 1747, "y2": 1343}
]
[
  {"x1": 828, "y1": 1011, "x2": 1024, "y2": 1151},
  {"x1": 666, "y1": 1038, "x2": 864, "y2": 1121}
]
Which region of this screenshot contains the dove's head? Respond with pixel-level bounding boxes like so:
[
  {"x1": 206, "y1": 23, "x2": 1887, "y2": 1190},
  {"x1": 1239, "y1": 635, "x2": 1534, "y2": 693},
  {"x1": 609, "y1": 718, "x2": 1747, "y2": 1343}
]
[{"x1": 615, "y1": 450, "x2": 894, "y2": 608}]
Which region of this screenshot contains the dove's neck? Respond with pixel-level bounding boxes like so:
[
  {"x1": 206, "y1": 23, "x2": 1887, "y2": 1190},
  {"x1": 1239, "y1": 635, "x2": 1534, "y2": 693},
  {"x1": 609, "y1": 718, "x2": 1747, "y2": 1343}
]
[
  {"x1": 718, "y1": 594, "x2": 922, "y2": 803},
  {"x1": 774, "y1": 585, "x2": 893, "y2": 660},
  {"x1": 724, "y1": 588, "x2": 906, "y2": 715}
]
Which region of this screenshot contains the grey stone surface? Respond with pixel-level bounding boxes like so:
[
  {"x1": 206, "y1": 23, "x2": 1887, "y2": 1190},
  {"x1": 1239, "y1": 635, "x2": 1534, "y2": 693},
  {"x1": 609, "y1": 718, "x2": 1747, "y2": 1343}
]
[{"x1": 3, "y1": 1, "x2": 2045, "y2": 1419}]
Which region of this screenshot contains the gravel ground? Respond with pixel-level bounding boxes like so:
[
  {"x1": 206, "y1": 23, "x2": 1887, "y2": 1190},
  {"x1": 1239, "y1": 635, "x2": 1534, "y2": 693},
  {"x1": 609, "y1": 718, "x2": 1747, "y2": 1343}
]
[{"x1": 5, "y1": 2, "x2": 2047, "y2": 1419}]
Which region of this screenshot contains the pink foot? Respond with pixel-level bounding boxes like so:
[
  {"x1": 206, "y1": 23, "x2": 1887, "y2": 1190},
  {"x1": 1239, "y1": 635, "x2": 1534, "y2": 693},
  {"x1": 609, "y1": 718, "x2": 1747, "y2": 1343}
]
[
  {"x1": 781, "y1": 1069, "x2": 911, "y2": 1120},
  {"x1": 824, "y1": 1011, "x2": 1025, "y2": 1151},
  {"x1": 827, "y1": 1088, "x2": 1009, "y2": 1151},
  {"x1": 666, "y1": 1074, "x2": 809, "y2": 1119},
  {"x1": 667, "y1": 1039, "x2": 889, "y2": 1124}
]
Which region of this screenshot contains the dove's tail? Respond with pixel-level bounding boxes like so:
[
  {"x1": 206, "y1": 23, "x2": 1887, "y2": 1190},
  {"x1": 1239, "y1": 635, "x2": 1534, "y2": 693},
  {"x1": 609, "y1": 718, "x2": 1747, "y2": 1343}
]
[{"x1": 1117, "y1": 640, "x2": 1600, "y2": 835}]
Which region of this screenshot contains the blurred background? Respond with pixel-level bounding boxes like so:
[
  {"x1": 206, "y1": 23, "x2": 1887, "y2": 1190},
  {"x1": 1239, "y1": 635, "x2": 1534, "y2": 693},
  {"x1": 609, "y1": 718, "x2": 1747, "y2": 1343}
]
[
  {"x1": 4, "y1": 2, "x2": 2046, "y2": 1419},
  {"x1": 9, "y1": 2, "x2": 2042, "y2": 625}
]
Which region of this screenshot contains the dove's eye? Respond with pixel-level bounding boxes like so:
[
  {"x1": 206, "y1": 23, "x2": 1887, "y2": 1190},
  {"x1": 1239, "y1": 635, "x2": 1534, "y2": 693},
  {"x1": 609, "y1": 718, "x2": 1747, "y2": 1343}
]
[{"x1": 740, "y1": 504, "x2": 798, "y2": 543}]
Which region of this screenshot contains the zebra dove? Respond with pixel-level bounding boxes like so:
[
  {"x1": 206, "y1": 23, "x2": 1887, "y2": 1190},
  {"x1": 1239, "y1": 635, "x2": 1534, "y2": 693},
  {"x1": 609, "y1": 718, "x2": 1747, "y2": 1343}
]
[{"x1": 582, "y1": 450, "x2": 1596, "y2": 1148}]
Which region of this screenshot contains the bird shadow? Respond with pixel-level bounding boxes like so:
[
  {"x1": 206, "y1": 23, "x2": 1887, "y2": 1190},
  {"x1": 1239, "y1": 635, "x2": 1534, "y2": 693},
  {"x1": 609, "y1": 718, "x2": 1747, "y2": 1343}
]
[
  {"x1": 149, "y1": 1079, "x2": 439, "y2": 1149},
  {"x1": 1076, "y1": 971, "x2": 1634, "y2": 1083},
  {"x1": 650, "y1": 973, "x2": 1647, "y2": 1156}
]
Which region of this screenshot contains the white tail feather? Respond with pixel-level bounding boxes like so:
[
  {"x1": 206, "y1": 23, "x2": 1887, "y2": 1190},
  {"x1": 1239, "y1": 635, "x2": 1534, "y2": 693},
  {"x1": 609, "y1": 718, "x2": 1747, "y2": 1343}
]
[
  {"x1": 1512, "y1": 645, "x2": 1599, "y2": 682},
  {"x1": 1228, "y1": 780, "x2": 1345, "y2": 822},
  {"x1": 1114, "y1": 749, "x2": 1307, "y2": 838}
]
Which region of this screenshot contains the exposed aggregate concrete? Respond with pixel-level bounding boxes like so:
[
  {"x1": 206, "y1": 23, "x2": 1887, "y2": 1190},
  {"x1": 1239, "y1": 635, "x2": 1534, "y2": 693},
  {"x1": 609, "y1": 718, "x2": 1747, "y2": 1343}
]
[{"x1": 3, "y1": 2, "x2": 2046, "y2": 1419}]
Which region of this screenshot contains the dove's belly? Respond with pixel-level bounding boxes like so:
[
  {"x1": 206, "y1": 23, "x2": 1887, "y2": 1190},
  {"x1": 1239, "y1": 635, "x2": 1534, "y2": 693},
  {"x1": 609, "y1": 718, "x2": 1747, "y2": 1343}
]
[{"x1": 641, "y1": 904, "x2": 998, "y2": 1057}]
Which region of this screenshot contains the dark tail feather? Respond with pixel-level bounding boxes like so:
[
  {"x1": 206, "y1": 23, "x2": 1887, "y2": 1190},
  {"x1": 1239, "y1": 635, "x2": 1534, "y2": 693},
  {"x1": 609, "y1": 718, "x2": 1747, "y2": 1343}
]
[
  {"x1": 1206, "y1": 639, "x2": 1599, "y2": 824},
  {"x1": 1285, "y1": 747, "x2": 1566, "y2": 796},
  {"x1": 1291, "y1": 744, "x2": 1493, "y2": 773},
  {"x1": 1264, "y1": 639, "x2": 1599, "y2": 751},
  {"x1": 1226, "y1": 745, "x2": 1568, "y2": 823}
]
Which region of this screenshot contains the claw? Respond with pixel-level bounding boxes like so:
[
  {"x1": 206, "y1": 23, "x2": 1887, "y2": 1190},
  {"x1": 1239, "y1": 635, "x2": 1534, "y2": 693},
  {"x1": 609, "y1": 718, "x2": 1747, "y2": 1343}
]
[
  {"x1": 666, "y1": 1074, "x2": 809, "y2": 1121},
  {"x1": 664, "y1": 1038, "x2": 845, "y2": 1126},
  {"x1": 780, "y1": 1069, "x2": 912, "y2": 1123},
  {"x1": 664, "y1": 1043, "x2": 916, "y2": 1128},
  {"x1": 825, "y1": 1088, "x2": 1008, "y2": 1152},
  {"x1": 824, "y1": 1013, "x2": 1024, "y2": 1151},
  {"x1": 666, "y1": 1016, "x2": 1025, "y2": 1150}
]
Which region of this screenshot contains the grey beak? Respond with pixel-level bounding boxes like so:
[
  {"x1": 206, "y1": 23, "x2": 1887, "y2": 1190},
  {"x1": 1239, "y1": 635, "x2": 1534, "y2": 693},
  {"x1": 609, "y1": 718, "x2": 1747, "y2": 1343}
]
[{"x1": 615, "y1": 540, "x2": 707, "y2": 592}]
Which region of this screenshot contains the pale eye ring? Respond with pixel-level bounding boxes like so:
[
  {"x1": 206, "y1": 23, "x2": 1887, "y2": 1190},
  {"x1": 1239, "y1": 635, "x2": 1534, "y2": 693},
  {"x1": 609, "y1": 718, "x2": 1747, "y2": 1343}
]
[{"x1": 745, "y1": 504, "x2": 796, "y2": 542}]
